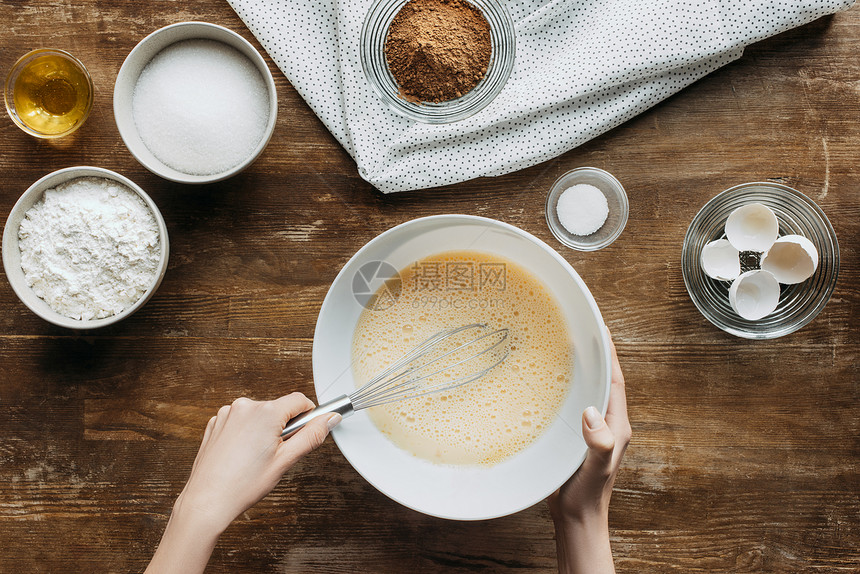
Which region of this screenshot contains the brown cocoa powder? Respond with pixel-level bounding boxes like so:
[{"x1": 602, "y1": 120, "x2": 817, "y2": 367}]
[{"x1": 384, "y1": 0, "x2": 491, "y2": 103}]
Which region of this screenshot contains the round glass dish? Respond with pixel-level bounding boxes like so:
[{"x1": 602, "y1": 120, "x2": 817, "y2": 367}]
[
  {"x1": 360, "y1": 0, "x2": 516, "y2": 124},
  {"x1": 682, "y1": 182, "x2": 839, "y2": 340},
  {"x1": 4, "y1": 49, "x2": 94, "y2": 138},
  {"x1": 545, "y1": 167, "x2": 629, "y2": 251}
]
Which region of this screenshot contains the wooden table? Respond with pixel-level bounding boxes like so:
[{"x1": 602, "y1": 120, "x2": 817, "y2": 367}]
[{"x1": 1, "y1": 2, "x2": 858, "y2": 572}]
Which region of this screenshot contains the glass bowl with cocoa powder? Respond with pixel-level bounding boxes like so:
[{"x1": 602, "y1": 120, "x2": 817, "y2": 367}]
[{"x1": 361, "y1": 0, "x2": 515, "y2": 124}]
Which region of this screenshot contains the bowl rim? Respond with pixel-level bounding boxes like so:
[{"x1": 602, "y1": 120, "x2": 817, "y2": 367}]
[
  {"x1": 312, "y1": 213, "x2": 612, "y2": 520},
  {"x1": 360, "y1": 0, "x2": 516, "y2": 124},
  {"x1": 545, "y1": 167, "x2": 629, "y2": 251},
  {"x1": 2, "y1": 166, "x2": 170, "y2": 329},
  {"x1": 681, "y1": 181, "x2": 840, "y2": 339},
  {"x1": 4, "y1": 48, "x2": 95, "y2": 139},
  {"x1": 113, "y1": 21, "x2": 278, "y2": 184}
]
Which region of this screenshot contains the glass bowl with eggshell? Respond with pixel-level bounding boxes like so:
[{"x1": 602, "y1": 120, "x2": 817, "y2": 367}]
[
  {"x1": 682, "y1": 182, "x2": 839, "y2": 339},
  {"x1": 311, "y1": 215, "x2": 611, "y2": 520}
]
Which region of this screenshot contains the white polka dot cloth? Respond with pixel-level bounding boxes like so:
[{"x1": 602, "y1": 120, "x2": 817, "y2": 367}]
[{"x1": 228, "y1": 0, "x2": 853, "y2": 193}]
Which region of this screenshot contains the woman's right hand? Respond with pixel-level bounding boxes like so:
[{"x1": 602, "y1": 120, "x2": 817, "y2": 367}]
[
  {"x1": 146, "y1": 392, "x2": 340, "y2": 574},
  {"x1": 177, "y1": 393, "x2": 341, "y2": 534}
]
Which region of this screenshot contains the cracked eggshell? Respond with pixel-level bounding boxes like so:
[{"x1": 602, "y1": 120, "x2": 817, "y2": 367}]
[
  {"x1": 729, "y1": 270, "x2": 781, "y2": 321},
  {"x1": 725, "y1": 203, "x2": 779, "y2": 252},
  {"x1": 761, "y1": 235, "x2": 819, "y2": 284},
  {"x1": 701, "y1": 239, "x2": 741, "y2": 281}
]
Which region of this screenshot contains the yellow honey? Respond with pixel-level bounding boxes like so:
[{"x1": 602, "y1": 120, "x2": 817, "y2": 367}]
[{"x1": 6, "y1": 50, "x2": 93, "y2": 137}]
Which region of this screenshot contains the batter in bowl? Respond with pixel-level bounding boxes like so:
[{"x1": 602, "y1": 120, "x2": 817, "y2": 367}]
[{"x1": 352, "y1": 250, "x2": 573, "y2": 465}]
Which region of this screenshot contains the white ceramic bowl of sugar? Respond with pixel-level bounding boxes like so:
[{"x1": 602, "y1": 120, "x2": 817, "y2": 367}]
[
  {"x1": 313, "y1": 215, "x2": 612, "y2": 520},
  {"x1": 2, "y1": 166, "x2": 170, "y2": 329},
  {"x1": 114, "y1": 21, "x2": 278, "y2": 184}
]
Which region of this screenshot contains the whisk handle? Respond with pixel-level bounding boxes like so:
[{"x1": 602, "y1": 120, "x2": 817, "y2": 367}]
[{"x1": 280, "y1": 395, "x2": 355, "y2": 439}]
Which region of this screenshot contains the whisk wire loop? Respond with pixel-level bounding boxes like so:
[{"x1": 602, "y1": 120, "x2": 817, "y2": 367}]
[
  {"x1": 281, "y1": 323, "x2": 509, "y2": 439},
  {"x1": 351, "y1": 324, "x2": 487, "y2": 401},
  {"x1": 354, "y1": 324, "x2": 468, "y2": 393},
  {"x1": 357, "y1": 349, "x2": 509, "y2": 408},
  {"x1": 351, "y1": 325, "x2": 509, "y2": 409}
]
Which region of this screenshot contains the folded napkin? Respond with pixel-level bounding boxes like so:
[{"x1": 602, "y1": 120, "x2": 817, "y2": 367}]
[{"x1": 228, "y1": 0, "x2": 853, "y2": 193}]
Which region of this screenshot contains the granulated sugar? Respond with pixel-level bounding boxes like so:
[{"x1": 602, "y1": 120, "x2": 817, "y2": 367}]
[
  {"x1": 557, "y1": 183, "x2": 609, "y2": 236},
  {"x1": 18, "y1": 177, "x2": 161, "y2": 321},
  {"x1": 132, "y1": 39, "x2": 270, "y2": 176}
]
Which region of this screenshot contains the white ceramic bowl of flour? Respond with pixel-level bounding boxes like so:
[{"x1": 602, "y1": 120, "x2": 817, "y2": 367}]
[
  {"x1": 114, "y1": 22, "x2": 278, "y2": 184},
  {"x1": 2, "y1": 166, "x2": 169, "y2": 329},
  {"x1": 313, "y1": 215, "x2": 611, "y2": 520}
]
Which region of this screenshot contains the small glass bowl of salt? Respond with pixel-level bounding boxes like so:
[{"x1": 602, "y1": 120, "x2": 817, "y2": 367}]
[{"x1": 545, "y1": 167, "x2": 628, "y2": 251}]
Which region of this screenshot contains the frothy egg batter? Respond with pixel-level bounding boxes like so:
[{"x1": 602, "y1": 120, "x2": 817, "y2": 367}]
[{"x1": 352, "y1": 250, "x2": 572, "y2": 466}]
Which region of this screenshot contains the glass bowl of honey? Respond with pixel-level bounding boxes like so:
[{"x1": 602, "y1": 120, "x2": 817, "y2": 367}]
[{"x1": 4, "y1": 49, "x2": 94, "y2": 138}]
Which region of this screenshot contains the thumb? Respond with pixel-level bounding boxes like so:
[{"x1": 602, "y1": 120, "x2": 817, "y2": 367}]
[
  {"x1": 277, "y1": 413, "x2": 341, "y2": 470},
  {"x1": 578, "y1": 406, "x2": 615, "y2": 480}
]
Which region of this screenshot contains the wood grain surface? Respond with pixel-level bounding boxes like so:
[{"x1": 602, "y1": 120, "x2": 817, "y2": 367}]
[{"x1": 1, "y1": 1, "x2": 858, "y2": 572}]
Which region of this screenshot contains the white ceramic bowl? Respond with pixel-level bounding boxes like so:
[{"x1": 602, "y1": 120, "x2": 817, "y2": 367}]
[
  {"x1": 2, "y1": 166, "x2": 169, "y2": 329},
  {"x1": 313, "y1": 215, "x2": 611, "y2": 520},
  {"x1": 113, "y1": 21, "x2": 278, "y2": 184}
]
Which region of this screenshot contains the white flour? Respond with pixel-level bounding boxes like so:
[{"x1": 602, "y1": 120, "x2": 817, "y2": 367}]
[{"x1": 18, "y1": 177, "x2": 161, "y2": 321}]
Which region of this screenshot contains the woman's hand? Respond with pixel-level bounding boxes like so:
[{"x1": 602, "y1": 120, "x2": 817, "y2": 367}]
[
  {"x1": 178, "y1": 393, "x2": 340, "y2": 532},
  {"x1": 146, "y1": 393, "x2": 340, "y2": 574},
  {"x1": 547, "y1": 331, "x2": 631, "y2": 574}
]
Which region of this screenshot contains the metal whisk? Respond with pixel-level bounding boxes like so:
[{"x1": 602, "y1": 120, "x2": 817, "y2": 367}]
[{"x1": 281, "y1": 324, "x2": 509, "y2": 438}]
